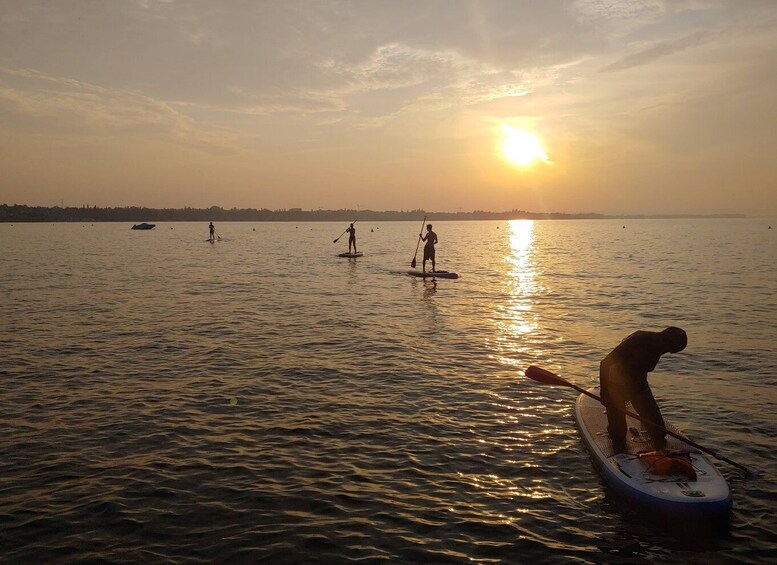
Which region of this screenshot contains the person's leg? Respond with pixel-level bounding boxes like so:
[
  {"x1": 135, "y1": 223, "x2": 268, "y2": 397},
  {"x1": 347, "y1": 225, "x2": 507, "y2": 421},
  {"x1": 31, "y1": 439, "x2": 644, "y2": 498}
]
[
  {"x1": 604, "y1": 387, "x2": 628, "y2": 453},
  {"x1": 630, "y1": 386, "x2": 667, "y2": 450},
  {"x1": 431, "y1": 249, "x2": 436, "y2": 272}
]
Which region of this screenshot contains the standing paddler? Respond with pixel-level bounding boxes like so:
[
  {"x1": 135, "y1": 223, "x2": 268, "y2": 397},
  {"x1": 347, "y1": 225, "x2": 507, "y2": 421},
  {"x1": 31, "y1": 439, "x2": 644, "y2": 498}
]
[
  {"x1": 420, "y1": 223, "x2": 438, "y2": 273},
  {"x1": 346, "y1": 223, "x2": 357, "y2": 254}
]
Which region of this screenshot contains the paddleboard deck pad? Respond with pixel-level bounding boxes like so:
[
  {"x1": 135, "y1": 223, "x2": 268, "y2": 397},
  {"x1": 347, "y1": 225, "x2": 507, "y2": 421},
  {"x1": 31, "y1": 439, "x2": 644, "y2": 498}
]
[
  {"x1": 574, "y1": 386, "x2": 731, "y2": 521},
  {"x1": 338, "y1": 252, "x2": 363, "y2": 258},
  {"x1": 407, "y1": 270, "x2": 459, "y2": 279}
]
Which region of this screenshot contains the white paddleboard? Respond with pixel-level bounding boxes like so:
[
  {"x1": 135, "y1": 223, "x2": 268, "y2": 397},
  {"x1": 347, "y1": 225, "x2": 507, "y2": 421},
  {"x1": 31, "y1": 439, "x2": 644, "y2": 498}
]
[
  {"x1": 574, "y1": 386, "x2": 731, "y2": 522},
  {"x1": 407, "y1": 270, "x2": 459, "y2": 279}
]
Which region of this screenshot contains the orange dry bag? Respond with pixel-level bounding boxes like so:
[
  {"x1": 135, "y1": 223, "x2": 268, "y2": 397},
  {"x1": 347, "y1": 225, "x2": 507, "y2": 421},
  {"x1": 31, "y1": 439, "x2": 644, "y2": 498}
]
[{"x1": 639, "y1": 450, "x2": 697, "y2": 480}]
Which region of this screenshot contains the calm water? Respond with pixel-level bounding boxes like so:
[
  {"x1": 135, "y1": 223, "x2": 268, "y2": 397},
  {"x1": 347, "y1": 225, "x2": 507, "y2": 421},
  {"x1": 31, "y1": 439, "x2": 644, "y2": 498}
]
[{"x1": 1, "y1": 219, "x2": 775, "y2": 564}]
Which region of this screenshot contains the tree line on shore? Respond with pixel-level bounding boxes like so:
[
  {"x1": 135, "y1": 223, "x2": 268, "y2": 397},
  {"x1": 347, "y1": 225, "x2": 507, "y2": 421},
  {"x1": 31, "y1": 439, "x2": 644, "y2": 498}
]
[{"x1": 0, "y1": 204, "x2": 744, "y2": 223}]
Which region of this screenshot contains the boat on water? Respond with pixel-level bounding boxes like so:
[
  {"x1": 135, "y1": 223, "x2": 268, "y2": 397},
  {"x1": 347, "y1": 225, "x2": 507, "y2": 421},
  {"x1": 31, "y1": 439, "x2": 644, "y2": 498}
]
[{"x1": 131, "y1": 223, "x2": 156, "y2": 230}]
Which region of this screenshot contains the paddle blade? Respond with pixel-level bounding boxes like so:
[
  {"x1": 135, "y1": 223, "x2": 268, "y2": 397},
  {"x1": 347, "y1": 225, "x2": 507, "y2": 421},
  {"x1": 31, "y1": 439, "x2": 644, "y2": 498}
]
[
  {"x1": 525, "y1": 366, "x2": 570, "y2": 386},
  {"x1": 411, "y1": 257, "x2": 417, "y2": 268}
]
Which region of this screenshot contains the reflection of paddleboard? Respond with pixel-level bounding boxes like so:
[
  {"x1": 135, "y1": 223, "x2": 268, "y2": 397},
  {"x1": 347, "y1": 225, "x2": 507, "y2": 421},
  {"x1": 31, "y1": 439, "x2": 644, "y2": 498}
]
[
  {"x1": 407, "y1": 270, "x2": 459, "y2": 279},
  {"x1": 338, "y1": 252, "x2": 363, "y2": 258},
  {"x1": 575, "y1": 386, "x2": 731, "y2": 522}
]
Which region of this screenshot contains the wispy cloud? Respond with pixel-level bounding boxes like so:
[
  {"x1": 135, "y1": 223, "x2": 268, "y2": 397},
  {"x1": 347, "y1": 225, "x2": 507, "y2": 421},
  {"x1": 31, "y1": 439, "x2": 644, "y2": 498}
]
[
  {"x1": 574, "y1": 0, "x2": 667, "y2": 24},
  {"x1": 311, "y1": 43, "x2": 541, "y2": 123},
  {"x1": 175, "y1": 42, "x2": 541, "y2": 128},
  {"x1": 0, "y1": 67, "x2": 236, "y2": 154},
  {"x1": 600, "y1": 29, "x2": 717, "y2": 72}
]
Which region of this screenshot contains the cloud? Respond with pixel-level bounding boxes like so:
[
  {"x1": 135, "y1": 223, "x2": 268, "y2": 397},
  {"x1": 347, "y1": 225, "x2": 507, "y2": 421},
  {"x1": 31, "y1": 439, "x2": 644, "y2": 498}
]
[
  {"x1": 172, "y1": 42, "x2": 540, "y2": 128},
  {"x1": 307, "y1": 43, "x2": 540, "y2": 124},
  {"x1": 600, "y1": 29, "x2": 717, "y2": 72},
  {"x1": 573, "y1": 0, "x2": 667, "y2": 24},
  {"x1": 0, "y1": 67, "x2": 236, "y2": 154}
]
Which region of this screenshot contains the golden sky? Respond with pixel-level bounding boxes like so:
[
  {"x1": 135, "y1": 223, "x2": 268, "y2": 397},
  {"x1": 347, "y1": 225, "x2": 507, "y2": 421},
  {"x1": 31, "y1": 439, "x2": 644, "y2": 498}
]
[{"x1": 2, "y1": 1, "x2": 776, "y2": 214}]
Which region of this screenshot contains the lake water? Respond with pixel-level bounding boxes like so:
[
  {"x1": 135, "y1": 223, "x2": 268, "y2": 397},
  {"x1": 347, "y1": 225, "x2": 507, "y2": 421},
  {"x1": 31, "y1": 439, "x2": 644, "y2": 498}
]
[{"x1": 1, "y1": 219, "x2": 775, "y2": 564}]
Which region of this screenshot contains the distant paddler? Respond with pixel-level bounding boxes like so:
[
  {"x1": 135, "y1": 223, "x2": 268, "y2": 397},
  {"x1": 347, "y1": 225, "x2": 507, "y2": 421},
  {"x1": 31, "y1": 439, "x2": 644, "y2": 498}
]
[
  {"x1": 346, "y1": 223, "x2": 357, "y2": 254},
  {"x1": 333, "y1": 220, "x2": 357, "y2": 249},
  {"x1": 419, "y1": 223, "x2": 438, "y2": 273},
  {"x1": 208, "y1": 221, "x2": 218, "y2": 242}
]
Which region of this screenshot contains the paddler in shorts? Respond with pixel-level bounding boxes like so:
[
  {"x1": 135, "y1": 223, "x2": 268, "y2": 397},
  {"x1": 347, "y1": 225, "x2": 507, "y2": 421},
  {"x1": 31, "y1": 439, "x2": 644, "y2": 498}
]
[
  {"x1": 420, "y1": 224, "x2": 438, "y2": 273},
  {"x1": 600, "y1": 327, "x2": 687, "y2": 453},
  {"x1": 346, "y1": 223, "x2": 357, "y2": 254}
]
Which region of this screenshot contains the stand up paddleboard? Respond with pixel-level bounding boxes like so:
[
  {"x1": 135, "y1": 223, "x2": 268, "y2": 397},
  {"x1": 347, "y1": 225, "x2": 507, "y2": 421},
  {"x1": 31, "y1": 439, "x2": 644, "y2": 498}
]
[
  {"x1": 575, "y1": 386, "x2": 731, "y2": 522},
  {"x1": 338, "y1": 252, "x2": 363, "y2": 258},
  {"x1": 407, "y1": 270, "x2": 459, "y2": 279}
]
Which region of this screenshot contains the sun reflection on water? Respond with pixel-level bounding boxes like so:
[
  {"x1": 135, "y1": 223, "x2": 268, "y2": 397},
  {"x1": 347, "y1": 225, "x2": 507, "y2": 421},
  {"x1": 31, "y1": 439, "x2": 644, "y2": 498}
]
[{"x1": 493, "y1": 220, "x2": 541, "y2": 368}]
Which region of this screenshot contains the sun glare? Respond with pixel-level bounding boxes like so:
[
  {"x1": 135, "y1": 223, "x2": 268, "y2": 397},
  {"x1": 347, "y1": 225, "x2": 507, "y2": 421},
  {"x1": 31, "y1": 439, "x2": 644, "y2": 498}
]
[{"x1": 500, "y1": 125, "x2": 549, "y2": 168}]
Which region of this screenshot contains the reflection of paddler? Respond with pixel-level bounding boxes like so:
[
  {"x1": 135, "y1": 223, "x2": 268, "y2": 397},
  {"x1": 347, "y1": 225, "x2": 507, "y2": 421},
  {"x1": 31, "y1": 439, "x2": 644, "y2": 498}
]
[{"x1": 419, "y1": 224, "x2": 438, "y2": 273}]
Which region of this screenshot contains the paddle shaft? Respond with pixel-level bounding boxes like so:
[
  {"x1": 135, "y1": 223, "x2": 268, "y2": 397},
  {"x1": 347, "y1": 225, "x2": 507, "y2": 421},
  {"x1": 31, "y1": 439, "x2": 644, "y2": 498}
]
[
  {"x1": 526, "y1": 366, "x2": 757, "y2": 475},
  {"x1": 334, "y1": 220, "x2": 357, "y2": 243},
  {"x1": 410, "y1": 215, "x2": 427, "y2": 268}
]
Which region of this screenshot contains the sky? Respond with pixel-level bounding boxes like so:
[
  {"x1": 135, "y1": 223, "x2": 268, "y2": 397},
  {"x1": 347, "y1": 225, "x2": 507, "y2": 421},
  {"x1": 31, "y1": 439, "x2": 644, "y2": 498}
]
[{"x1": 1, "y1": 0, "x2": 777, "y2": 215}]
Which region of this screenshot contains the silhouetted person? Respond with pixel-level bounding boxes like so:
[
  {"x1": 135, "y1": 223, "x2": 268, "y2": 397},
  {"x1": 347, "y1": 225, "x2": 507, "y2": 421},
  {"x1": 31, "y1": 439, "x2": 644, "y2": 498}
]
[
  {"x1": 420, "y1": 224, "x2": 438, "y2": 273},
  {"x1": 209, "y1": 222, "x2": 216, "y2": 241},
  {"x1": 600, "y1": 327, "x2": 687, "y2": 453},
  {"x1": 346, "y1": 223, "x2": 357, "y2": 253}
]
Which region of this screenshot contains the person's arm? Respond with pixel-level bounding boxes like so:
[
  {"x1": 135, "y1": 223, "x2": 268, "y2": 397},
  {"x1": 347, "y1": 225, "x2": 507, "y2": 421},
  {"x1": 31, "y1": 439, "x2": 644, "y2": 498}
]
[{"x1": 420, "y1": 233, "x2": 427, "y2": 241}]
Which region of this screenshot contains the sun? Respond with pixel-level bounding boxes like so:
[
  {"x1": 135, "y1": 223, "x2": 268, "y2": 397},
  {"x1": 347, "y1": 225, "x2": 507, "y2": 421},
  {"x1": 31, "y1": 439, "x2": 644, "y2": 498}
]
[{"x1": 500, "y1": 125, "x2": 549, "y2": 167}]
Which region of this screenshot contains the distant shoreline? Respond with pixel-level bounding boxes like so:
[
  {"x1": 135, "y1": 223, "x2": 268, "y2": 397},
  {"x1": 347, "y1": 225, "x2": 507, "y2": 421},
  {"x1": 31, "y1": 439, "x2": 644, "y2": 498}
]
[{"x1": 0, "y1": 204, "x2": 747, "y2": 223}]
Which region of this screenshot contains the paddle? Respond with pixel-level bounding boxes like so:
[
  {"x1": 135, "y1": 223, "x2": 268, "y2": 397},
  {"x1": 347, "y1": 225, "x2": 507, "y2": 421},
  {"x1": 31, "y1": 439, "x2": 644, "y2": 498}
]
[
  {"x1": 410, "y1": 215, "x2": 427, "y2": 269},
  {"x1": 333, "y1": 220, "x2": 357, "y2": 243},
  {"x1": 524, "y1": 365, "x2": 761, "y2": 477}
]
